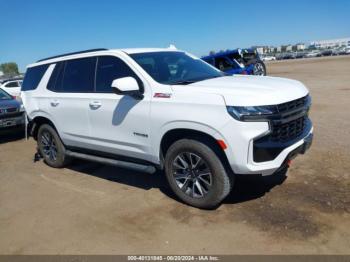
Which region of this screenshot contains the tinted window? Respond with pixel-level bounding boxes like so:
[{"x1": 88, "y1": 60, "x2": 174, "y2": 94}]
[
  {"x1": 130, "y1": 52, "x2": 223, "y2": 85},
  {"x1": 215, "y1": 57, "x2": 234, "y2": 71},
  {"x1": 5, "y1": 81, "x2": 19, "y2": 88},
  {"x1": 22, "y1": 64, "x2": 49, "y2": 91},
  {"x1": 47, "y1": 62, "x2": 64, "y2": 91},
  {"x1": 96, "y1": 56, "x2": 139, "y2": 93},
  {"x1": 62, "y1": 57, "x2": 96, "y2": 93}
]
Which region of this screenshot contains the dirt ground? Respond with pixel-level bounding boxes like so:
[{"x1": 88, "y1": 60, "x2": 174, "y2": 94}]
[{"x1": 0, "y1": 56, "x2": 349, "y2": 255}]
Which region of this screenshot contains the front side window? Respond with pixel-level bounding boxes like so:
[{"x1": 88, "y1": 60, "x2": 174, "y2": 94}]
[
  {"x1": 95, "y1": 56, "x2": 139, "y2": 93},
  {"x1": 130, "y1": 52, "x2": 223, "y2": 85},
  {"x1": 62, "y1": 57, "x2": 96, "y2": 93},
  {"x1": 22, "y1": 64, "x2": 49, "y2": 91},
  {"x1": 215, "y1": 57, "x2": 236, "y2": 71}
]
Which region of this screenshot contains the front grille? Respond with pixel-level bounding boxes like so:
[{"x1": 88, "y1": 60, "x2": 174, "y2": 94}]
[
  {"x1": 269, "y1": 95, "x2": 310, "y2": 142},
  {"x1": 0, "y1": 111, "x2": 23, "y2": 120},
  {"x1": 253, "y1": 95, "x2": 312, "y2": 162},
  {"x1": 277, "y1": 95, "x2": 308, "y2": 114},
  {"x1": 6, "y1": 107, "x2": 18, "y2": 113},
  {"x1": 271, "y1": 116, "x2": 306, "y2": 142},
  {"x1": 0, "y1": 107, "x2": 19, "y2": 114}
]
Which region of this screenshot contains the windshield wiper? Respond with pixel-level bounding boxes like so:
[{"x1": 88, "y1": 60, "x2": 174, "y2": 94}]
[{"x1": 170, "y1": 80, "x2": 196, "y2": 85}]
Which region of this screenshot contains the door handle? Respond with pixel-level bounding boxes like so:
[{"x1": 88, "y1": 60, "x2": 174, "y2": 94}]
[
  {"x1": 50, "y1": 100, "x2": 59, "y2": 107},
  {"x1": 89, "y1": 101, "x2": 102, "y2": 109}
]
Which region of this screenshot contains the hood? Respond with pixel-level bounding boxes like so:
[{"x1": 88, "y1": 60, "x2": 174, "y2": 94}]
[
  {"x1": 173, "y1": 75, "x2": 309, "y2": 106},
  {"x1": 0, "y1": 98, "x2": 21, "y2": 109}
]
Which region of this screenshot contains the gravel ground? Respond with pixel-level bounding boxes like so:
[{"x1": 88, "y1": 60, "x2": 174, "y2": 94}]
[{"x1": 0, "y1": 56, "x2": 349, "y2": 254}]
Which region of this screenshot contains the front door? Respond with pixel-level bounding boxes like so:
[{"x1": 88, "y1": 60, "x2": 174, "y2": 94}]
[{"x1": 87, "y1": 56, "x2": 152, "y2": 161}]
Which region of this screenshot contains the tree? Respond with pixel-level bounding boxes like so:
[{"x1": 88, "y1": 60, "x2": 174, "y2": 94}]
[{"x1": 0, "y1": 62, "x2": 19, "y2": 76}]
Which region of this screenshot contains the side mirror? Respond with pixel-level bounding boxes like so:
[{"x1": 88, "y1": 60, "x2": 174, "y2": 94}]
[{"x1": 111, "y1": 77, "x2": 143, "y2": 98}]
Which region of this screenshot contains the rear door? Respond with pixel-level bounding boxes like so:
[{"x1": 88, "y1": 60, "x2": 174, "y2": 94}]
[{"x1": 47, "y1": 57, "x2": 96, "y2": 148}]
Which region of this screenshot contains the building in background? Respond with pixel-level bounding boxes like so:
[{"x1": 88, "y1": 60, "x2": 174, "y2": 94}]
[
  {"x1": 294, "y1": 43, "x2": 306, "y2": 51},
  {"x1": 310, "y1": 38, "x2": 350, "y2": 49}
]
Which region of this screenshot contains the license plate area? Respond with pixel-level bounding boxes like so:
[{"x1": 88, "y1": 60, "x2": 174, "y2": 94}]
[{"x1": 0, "y1": 118, "x2": 19, "y2": 127}]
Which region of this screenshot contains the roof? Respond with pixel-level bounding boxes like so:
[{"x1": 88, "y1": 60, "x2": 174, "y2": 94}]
[
  {"x1": 120, "y1": 47, "x2": 180, "y2": 54},
  {"x1": 201, "y1": 48, "x2": 255, "y2": 60},
  {"x1": 29, "y1": 47, "x2": 181, "y2": 68}
]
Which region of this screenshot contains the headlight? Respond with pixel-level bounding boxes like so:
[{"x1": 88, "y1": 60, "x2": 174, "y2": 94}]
[
  {"x1": 227, "y1": 105, "x2": 276, "y2": 121},
  {"x1": 20, "y1": 104, "x2": 25, "y2": 112}
]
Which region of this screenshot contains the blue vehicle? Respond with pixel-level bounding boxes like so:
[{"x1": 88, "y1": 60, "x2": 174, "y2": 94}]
[{"x1": 202, "y1": 48, "x2": 266, "y2": 76}]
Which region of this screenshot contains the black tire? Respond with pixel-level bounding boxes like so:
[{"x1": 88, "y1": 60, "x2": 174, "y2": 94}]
[
  {"x1": 37, "y1": 124, "x2": 70, "y2": 168},
  {"x1": 164, "y1": 139, "x2": 232, "y2": 209},
  {"x1": 252, "y1": 61, "x2": 266, "y2": 76}
]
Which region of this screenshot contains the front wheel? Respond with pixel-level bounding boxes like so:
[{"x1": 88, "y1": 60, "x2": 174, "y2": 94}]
[
  {"x1": 164, "y1": 139, "x2": 233, "y2": 209},
  {"x1": 252, "y1": 61, "x2": 266, "y2": 76}
]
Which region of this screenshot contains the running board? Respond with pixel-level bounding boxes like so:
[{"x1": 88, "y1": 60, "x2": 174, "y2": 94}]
[{"x1": 65, "y1": 150, "x2": 156, "y2": 174}]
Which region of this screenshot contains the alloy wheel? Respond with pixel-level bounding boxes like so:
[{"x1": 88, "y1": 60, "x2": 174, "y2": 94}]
[
  {"x1": 253, "y1": 63, "x2": 265, "y2": 76},
  {"x1": 172, "y1": 152, "x2": 212, "y2": 198},
  {"x1": 40, "y1": 131, "x2": 58, "y2": 162}
]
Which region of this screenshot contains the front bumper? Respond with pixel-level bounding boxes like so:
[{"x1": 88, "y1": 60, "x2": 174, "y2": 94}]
[
  {"x1": 216, "y1": 117, "x2": 313, "y2": 176},
  {"x1": 0, "y1": 114, "x2": 25, "y2": 131}
]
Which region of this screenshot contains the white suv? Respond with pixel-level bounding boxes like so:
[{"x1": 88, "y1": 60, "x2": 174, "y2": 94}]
[{"x1": 22, "y1": 48, "x2": 313, "y2": 208}]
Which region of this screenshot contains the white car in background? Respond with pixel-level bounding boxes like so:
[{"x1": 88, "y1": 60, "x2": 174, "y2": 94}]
[
  {"x1": 0, "y1": 80, "x2": 22, "y2": 98},
  {"x1": 346, "y1": 46, "x2": 350, "y2": 54},
  {"x1": 262, "y1": 55, "x2": 276, "y2": 61},
  {"x1": 305, "y1": 50, "x2": 321, "y2": 58}
]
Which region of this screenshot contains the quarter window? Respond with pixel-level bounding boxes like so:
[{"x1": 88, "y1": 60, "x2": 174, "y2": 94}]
[{"x1": 22, "y1": 64, "x2": 49, "y2": 91}]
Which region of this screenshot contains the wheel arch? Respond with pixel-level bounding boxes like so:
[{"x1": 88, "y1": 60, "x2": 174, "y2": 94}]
[
  {"x1": 158, "y1": 127, "x2": 231, "y2": 173},
  {"x1": 29, "y1": 115, "x2": 58, "y2": 140}
]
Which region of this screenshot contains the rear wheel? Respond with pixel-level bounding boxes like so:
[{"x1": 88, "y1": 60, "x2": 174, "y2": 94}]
[
  {"x1": 164, "y1": 139, "x2": 232, "y2": 209},
  {"x1": 37, "y1": 124, "x2": 70, "y2": 168}
]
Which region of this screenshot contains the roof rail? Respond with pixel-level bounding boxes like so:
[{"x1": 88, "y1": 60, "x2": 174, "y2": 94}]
[{"x1": 37, "y1": 48, "x2": 108, "y2": 62}]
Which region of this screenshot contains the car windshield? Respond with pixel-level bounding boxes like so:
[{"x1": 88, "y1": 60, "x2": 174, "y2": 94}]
[
  {"x1": 0, "y1": 89, "x2": 12, "y2": 100},
  {"x1": 129, "y1": 51, "x2": 224, "y2": 85}
]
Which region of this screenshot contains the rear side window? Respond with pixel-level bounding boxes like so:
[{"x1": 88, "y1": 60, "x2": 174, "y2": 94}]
[
  {"x1": 5, "y1": 81, "x2": 19, "y2": 88},
  {"x1": 22, "y1": 64, "x2": 49, "y2": 91},
  {"x1": 62, "y1": 57, "x2": 96, "y2": 93},
  {"x1": 95, "y1": 56, "x2": 139, "y2": 93}
]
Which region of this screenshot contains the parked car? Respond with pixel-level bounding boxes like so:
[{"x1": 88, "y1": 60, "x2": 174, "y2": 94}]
[
  {"x1": 0, "y1": 79, "x2": 23, "y2": 98},
  {"x1": 262, "y1": 55, "x2": 276, "y2": 61},
  {"x1": 346, "y1": 46, "x2": 350, "y2": 54},
  {"x1": 321, "y1": 49, "x2": 333, "y2": 57},
  {"x1": 295, "y1": 52, "x2": 307, "y2": 59},
  {"x1": 0, "y1": 88, "x2": 25, "y2": 134},
  {"x1": 282, "y1": 53, "x2": 296, "y2": 60},
  {"x1": 202, "y1": 48, "x2": 267, "y2": 76},
  {"x1": 305, "y1": 50, "x2": 321, "y2": 58},
  {"x1": 22, "y1": 48, "x2": 313, "y2": 209}
]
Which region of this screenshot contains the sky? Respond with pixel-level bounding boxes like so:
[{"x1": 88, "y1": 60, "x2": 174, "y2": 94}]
[{"x1": 0, "y1": 0, "x2": 349, "y2": 71}]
